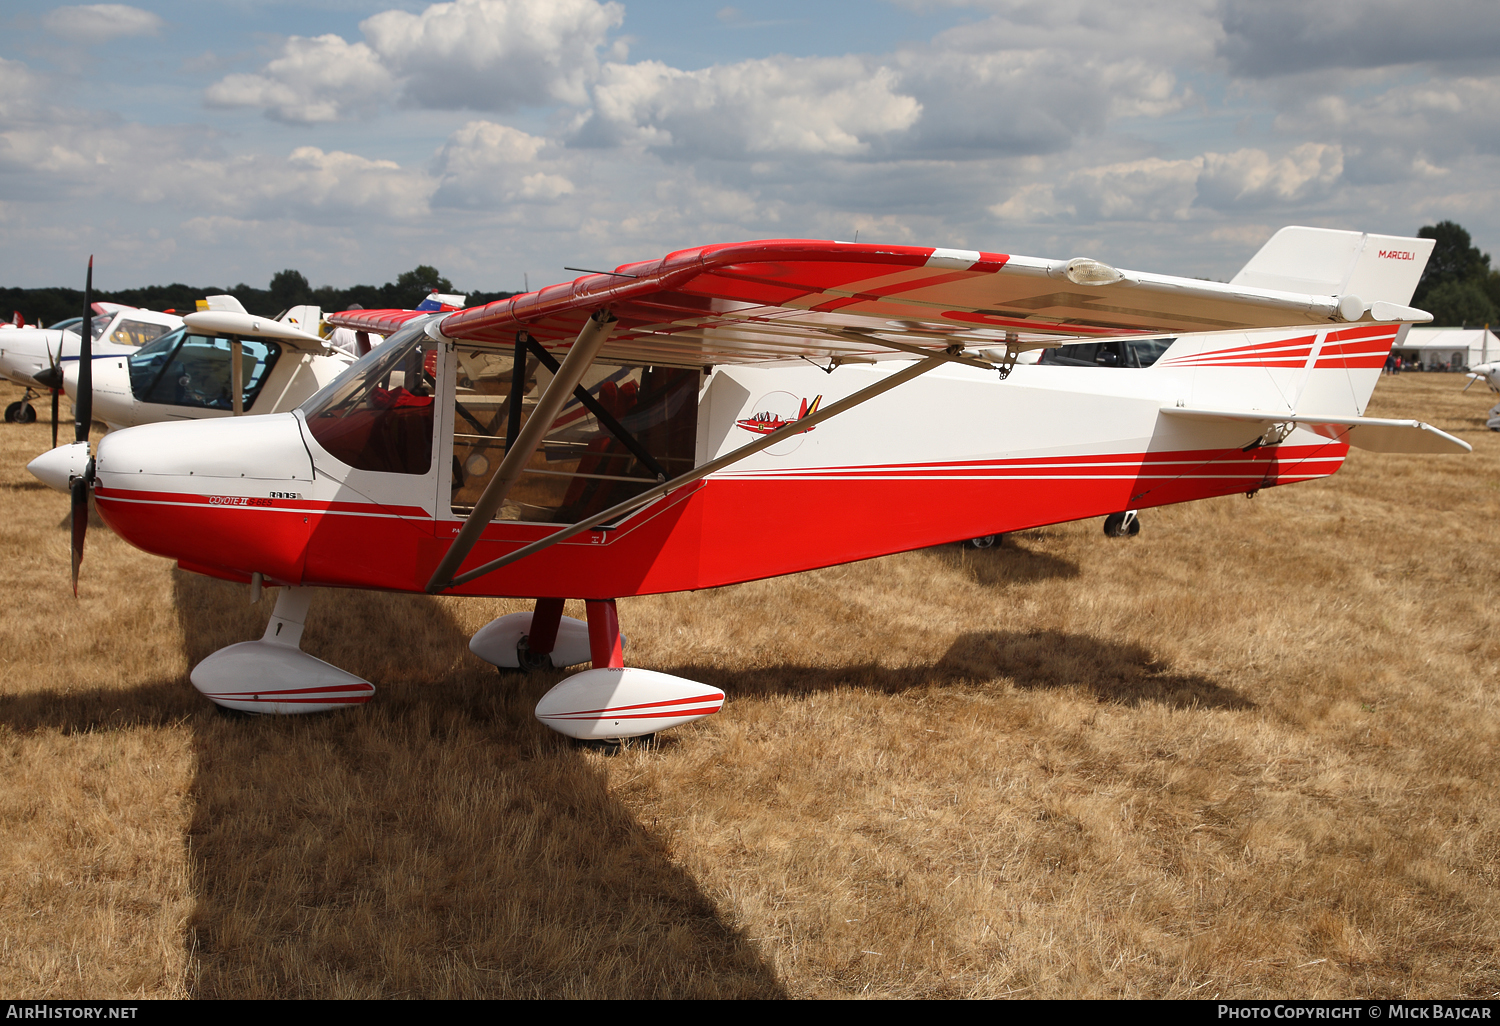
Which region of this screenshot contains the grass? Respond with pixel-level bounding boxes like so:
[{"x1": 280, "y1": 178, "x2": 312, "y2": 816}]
[{"x1": 0, "y1": 373, "x2": 1495, "y2": 998}]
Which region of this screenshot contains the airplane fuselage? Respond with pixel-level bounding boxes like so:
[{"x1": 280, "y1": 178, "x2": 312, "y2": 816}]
[{"x1": 88, "y1": 320, "x2": 1396, "y2": 599}]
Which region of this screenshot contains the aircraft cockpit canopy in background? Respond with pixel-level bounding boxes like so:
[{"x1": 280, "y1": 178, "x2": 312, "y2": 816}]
[
  {"x1": 105, "y1": 315, "x2": 176, "y2": 348},
  {"x1": 126, "y1": 329, "x2": 282, "y2": 412}
]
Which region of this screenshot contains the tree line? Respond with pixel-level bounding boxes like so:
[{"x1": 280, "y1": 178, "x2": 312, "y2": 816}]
[{"x1": 0, "y1": 265, "x2": 516, "y2": 329}]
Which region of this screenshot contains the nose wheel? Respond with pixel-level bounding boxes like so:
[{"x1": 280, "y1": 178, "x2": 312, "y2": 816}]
[{"x1": 4, "y1": 401, "x2": 36, "y2": 424}]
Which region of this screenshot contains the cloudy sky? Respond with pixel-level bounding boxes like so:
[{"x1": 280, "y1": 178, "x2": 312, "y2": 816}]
[{"x1": 3, "y1": 0, "x2": 1498, "y2": 294}]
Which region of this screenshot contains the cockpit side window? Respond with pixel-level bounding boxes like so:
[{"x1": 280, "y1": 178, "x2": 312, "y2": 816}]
[
  {"x1": 111, "y1": 319, "x2": 173, "y2": 347},
  {"x1": 1038, "y1": 337, "x2": 1174, "y2": 368},
  {"x1": 302, "y1": 325, "x2": 436, "y2": 475},
  {"x1": 128, "y1": 330, "x2": 282, "y2": 410}
]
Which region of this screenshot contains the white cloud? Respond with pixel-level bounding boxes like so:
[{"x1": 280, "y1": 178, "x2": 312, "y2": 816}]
[
  {"x1": 0, "y1": 58, "x2": 44, "y2": 121},
  {"x1": 41, "y1": 4, "x2": 163, "y2": 46},
  {"x1": 580, "y1": 56, "x2": 921, "y2": 157},
  {"x1": 431, "y1": 120, "x2": 574, "y2": 207},
  {"x1": 362, "y1": 0, "x2": 624, "y2": 110},
  {"x1": 205, "y1": 35, "x2": 397, "y2": 124},
  {"x1": 991, "y1": 145, "x2": 1345, "y2": 223},
  {"x1": 207, "y1": 0, "x2": 623, "y2": 121},
  {"x1": 1272, "y1": 76, "x2": 1500, "y2": 163},
  {"x1": 1197, "y1": 144, "x2": 1345, "y2": 208}
]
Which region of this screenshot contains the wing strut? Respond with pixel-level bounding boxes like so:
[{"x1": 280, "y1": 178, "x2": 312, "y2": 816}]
[
  {"x1": 426, "y1": 309, "x2": 617, "y2": 593},
  {"x1": 430, "y1": 352, "x2": 949, "y2": 592}
]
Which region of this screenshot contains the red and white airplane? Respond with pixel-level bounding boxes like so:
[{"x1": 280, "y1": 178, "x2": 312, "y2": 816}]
[{"x1": 29, "y1": 227, "x2": 1469, "y2": 739}]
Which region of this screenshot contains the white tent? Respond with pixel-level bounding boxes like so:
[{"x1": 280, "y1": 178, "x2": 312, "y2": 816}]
[{"x1": 1393, "y1": 327, "x2": 1499, "y2": 371}]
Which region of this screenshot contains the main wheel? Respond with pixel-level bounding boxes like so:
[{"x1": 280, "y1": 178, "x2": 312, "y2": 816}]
[
  {"x1": 3, "y1": 401, "x2": 21, "y2": 423},
  {"x1": 964, "y1": 534, "x2": 999, "y2": 549},
  {"x1": 1103, "y1": 511, "x2": 1140, "y2": 537},
  {"x1": 513, "y1": 635, "x2": 554, "y2": 672},
  {"x1": 14, "y1": 403, "x2": 36, "y2": 424}
]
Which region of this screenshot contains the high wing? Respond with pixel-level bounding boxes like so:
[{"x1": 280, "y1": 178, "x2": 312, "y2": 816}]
[
  {"x1": 330, "y1": 239, "x2": 1410, "y2": 367},
  {"x1": 183, "y1": 310, "x2": 329, "y2": 351}
]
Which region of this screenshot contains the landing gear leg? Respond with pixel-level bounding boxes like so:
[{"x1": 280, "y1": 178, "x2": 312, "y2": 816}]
[
  {"x1": 585, "y1": 599, "x2": 625, "y2": 669},
  {"x1": 516, "y1": 597, "x2": 564, "y2": 670}
]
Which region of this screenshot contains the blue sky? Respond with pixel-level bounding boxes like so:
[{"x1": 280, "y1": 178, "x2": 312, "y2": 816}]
[{"x1": 3, "y1": 1, "x2": 1499, "y2": 294}]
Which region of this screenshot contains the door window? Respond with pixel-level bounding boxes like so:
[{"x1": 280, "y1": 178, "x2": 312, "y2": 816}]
[{"x1": 450, "y1": 349, "x2": 698, "y2": 523}]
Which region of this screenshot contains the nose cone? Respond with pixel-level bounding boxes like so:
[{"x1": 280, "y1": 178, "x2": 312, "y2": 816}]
[
  {"x1": 27, "y1": 440, "x2": 90, "y2": 493},
  {"x1": 33, "y1": 364, "x2": 63, "y2": 390}
]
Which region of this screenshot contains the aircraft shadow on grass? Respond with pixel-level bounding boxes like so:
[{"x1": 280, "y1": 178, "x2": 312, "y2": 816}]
[
  {"x1": 919, "y1": 535, "x2": 1081, "y2": 589},
  {"x1": 658, "y1": 630, "x2": 1251, "y2": 712},
  {"x1": 167, "y1": 571, "x2": 786, "y2": 999}
]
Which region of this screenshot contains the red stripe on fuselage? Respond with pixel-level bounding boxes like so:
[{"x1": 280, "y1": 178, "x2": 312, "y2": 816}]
[{"x1": 96, "y1": 442, "x2": 1348, "y2": 599}]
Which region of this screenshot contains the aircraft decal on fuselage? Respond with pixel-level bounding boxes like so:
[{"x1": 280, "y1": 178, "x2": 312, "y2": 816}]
[{"x1": 736, "y1": 394, "x2": 822, "y2": 435}]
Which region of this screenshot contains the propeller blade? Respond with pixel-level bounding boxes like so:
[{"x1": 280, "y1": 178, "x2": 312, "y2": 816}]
[
  {"x1": 76, "y1": 257, "x2": 93, "y2": 445},
  {"x1": 44, "y1": 342, "x2": 62, "y2": 448},
  {"x1": 70, "y1": 465, "x2": 90, "y2": 597},
  {"x1": 69, "y1": 257, "x2": 96, "y2": 596}
]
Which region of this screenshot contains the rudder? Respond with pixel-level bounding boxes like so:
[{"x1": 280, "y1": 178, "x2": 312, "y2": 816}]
[{"x1": 1231, "y1": 226, "x2": 1434, "y2": 307}]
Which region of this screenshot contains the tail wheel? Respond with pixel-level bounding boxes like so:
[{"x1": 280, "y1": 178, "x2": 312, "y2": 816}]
[{"x1": 1103, "y1": 511, "x2": 1140, "y2": 537}]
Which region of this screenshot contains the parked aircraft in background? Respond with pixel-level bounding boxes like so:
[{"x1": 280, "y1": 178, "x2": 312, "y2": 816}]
[
  {"x1": 30, "y1": 228, "x2": 1468, "y2": 744},
  {"x1": 54, "y1": 309, "x2": 355, "y2": 438},
  {"x1": 1462, "y1": 361, "x2": 1500, "y2": 430},
  {"x1": 0, "y1": 304, "x2": 182, "y2": 422}
]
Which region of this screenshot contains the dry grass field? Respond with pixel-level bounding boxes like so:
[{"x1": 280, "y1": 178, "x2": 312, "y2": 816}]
[{"x1": 0, "y1": 372, "x2": 1495, "y2": 999}]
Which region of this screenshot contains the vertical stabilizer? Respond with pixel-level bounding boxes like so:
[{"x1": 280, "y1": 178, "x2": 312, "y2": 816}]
[{"x1": 1231, "y1": 226, "x2": 1434, "y2": 306}]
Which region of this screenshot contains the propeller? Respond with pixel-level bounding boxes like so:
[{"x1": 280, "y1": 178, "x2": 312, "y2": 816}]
[
  {"x1": 31, "y1": 346, "x2": 63, "y2": 448},
  {"x1": 71, "y1": 257, "x2": 95, "y2": 596}
]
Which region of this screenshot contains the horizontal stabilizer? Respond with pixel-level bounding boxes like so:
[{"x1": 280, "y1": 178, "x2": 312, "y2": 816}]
[{"x1": 1161, "y1": 407, "x2": 1471, "y2": 454}]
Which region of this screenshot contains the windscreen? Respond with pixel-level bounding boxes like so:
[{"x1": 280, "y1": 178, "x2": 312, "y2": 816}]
[{"x1": 301, "y1": 320, "x2": 437, "y2": 475}]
